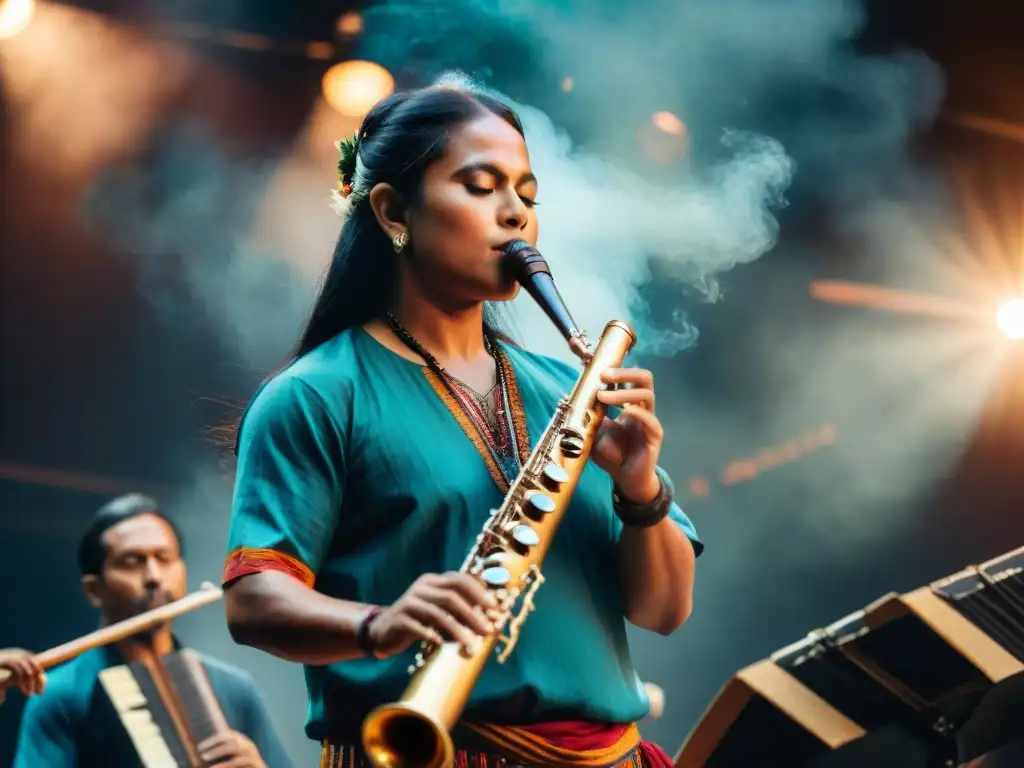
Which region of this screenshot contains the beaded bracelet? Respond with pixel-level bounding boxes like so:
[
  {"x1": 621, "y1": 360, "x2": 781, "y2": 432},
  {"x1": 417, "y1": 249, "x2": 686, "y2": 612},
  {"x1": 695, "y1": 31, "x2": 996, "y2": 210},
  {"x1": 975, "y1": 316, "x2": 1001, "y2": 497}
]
[{"x1": 357, "y1": 605, "x2": 385, "y2": 657}]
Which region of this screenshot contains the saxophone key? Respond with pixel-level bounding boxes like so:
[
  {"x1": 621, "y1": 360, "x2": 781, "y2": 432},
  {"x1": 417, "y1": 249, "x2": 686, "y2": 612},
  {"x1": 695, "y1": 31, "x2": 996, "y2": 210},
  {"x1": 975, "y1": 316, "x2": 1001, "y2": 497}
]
[
  {"x1": 480, "y1": 565, "x2": 511, "y2": 587},
  {"x1": 542, "y1": 462, "x2": 570, "y2": 488},
  {"x1": 523, "y1": 492, "x2": 556, "y2": 520},
  {"x1": 559, "y1": 429, "x2": 586, "y2": 457},
  {"x1": 505, "y1": 522, "x2": 540, "y2": 553}
]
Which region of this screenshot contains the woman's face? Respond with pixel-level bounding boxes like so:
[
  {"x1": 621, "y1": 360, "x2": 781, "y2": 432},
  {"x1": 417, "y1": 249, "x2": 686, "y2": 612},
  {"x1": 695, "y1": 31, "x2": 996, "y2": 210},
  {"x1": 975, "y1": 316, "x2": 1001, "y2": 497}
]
[{"x1": 404, "y1": 112, "x2": 539, "y2": 306}]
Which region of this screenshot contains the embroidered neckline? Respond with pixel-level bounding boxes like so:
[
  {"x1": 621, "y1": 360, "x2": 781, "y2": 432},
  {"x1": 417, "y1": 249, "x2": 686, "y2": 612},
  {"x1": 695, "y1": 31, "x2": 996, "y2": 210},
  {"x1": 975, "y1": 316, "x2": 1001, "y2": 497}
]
[
  {"x1": 421, "y1": 345, "x2": 529, "y2": 492},
  {"x1": 382, "y1": 313, "x2": 530, "y2": 491}
]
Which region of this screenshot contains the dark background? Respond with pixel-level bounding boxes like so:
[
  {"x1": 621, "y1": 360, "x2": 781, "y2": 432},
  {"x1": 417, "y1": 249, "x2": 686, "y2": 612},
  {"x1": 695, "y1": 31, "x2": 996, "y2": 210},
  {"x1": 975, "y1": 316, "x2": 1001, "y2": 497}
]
[{"x1": 2, "y1": 0, "x2": 1024, "y2": 764}]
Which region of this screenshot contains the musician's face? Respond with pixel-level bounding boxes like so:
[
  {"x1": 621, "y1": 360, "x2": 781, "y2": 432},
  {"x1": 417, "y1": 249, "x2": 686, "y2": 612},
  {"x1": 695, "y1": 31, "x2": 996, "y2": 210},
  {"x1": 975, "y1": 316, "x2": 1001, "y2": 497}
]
[
  {"x1": 374, "y1": 112, "x2": 539, "y2": 306},
  {"x1": 83, "y1": 513, "x2": 188, "y2": 625}
]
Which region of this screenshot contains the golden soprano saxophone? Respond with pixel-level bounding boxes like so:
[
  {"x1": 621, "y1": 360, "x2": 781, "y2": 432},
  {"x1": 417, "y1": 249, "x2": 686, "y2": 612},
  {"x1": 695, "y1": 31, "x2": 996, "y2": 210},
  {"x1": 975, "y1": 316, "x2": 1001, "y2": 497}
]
[{"x1": 362, "y1": 242, "x2": 636, "y2": 768}]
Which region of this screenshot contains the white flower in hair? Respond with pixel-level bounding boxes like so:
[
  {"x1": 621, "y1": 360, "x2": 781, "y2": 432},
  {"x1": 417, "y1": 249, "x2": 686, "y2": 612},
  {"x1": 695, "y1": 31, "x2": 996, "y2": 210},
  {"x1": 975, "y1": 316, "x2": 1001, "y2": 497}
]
[{"x1": 328, "y1": 187, "x2": 354, "y2": 218}]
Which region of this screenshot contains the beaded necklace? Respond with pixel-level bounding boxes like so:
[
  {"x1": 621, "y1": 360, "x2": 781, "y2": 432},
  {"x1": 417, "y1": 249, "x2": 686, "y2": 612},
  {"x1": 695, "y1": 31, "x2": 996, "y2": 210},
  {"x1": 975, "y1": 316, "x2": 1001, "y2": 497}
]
[{"x1": 385, "y1": 311, "x2": 523, "y2": 482}]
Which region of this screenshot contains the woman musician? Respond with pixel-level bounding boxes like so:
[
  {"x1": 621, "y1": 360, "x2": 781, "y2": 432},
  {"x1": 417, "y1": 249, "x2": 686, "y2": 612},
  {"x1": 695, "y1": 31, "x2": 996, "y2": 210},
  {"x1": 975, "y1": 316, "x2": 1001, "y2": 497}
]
[{"x1": 221, "y1": 76, "x2": 703, "y2": 768}]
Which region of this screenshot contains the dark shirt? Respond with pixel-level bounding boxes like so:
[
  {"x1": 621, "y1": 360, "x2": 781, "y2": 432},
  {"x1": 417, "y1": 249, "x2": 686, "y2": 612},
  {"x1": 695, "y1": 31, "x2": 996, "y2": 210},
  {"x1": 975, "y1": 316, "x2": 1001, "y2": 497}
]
[{"x1": 12, "y1": 643, "x2": 293, "y2": 768}]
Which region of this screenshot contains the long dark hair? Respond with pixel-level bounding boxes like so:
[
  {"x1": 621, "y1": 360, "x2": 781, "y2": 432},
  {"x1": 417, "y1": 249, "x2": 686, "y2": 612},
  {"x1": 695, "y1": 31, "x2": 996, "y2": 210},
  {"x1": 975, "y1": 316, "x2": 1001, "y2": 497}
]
[
  {"x1": 296, "y1": 84, "x2": 524, "y2": 357},
  {"x1": 212, "y1": 83, "x2": 525, "y2": 452}
]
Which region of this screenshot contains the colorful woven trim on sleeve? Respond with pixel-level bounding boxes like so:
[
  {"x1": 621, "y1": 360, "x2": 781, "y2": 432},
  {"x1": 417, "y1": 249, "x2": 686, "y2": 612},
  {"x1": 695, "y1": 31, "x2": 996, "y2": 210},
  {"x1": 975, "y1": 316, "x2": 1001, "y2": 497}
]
[{"x1": 222, "y1": 547, "x2": 315, "y2": 588}]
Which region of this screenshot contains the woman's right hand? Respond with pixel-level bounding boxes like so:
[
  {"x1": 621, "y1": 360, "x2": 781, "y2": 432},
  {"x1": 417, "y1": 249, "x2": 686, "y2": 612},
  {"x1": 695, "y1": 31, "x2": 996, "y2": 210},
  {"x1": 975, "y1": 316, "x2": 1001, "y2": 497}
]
[
  {"x1": 367, "y1": 572, "x2": 499, "y2": 658},
  {"x1": 0, "y1": 649, "x2": 45, "y2": 705}
]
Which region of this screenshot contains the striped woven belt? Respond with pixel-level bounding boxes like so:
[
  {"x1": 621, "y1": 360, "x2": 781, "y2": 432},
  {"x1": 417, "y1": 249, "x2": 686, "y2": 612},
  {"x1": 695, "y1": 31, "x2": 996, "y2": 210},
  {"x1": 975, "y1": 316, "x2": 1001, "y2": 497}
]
[
  {"x1": 319, "y1": 742, "x2": 525, "y2": 768},
  {"x1": 319, "y1": 741, "x2": 646, "y2": 768}
]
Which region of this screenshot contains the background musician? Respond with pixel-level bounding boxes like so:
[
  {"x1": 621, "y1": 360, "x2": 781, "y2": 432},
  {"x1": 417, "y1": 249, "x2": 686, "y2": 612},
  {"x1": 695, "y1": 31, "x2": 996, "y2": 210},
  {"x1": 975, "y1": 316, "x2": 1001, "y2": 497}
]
[
  {"x1": 11, "y1": 493, "x2": 293, "y2": 768},
  {"x1": 221, "y1": 77, "x2": 703, "y2": 767}
]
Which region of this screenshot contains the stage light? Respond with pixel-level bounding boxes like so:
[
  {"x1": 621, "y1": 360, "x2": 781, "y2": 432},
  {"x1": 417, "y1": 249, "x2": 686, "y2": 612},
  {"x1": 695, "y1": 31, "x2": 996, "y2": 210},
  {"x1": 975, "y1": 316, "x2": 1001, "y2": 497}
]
[
  {"x1": 637, "y1": 110, "x2": 689, "y2": 165},
  {"x1": 0, "y1": 0, "x2": 34, "y2": 39},
  {"x1": 305, "y1": 42, "x2": 335, "y2": 61},
  {"x1": 651, "y1": 111, "x2": 685, "y2": 136},
  {"x1": 336, "y1": 12, "x2": 362, "y2": 38},
  {"x1": 996, "y1": 298, "x2": 1024, "y2": 340},
  {"x1": 322, "y1": 60, "x2": 394, "y2": 118}
]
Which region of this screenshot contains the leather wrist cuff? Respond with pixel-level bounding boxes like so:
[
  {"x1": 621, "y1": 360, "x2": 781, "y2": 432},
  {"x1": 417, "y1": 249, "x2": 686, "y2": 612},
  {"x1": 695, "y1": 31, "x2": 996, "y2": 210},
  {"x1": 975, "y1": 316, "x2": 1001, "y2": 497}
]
[{"x1": 613, "y1": 466, "x2": 674, "y2": 528}]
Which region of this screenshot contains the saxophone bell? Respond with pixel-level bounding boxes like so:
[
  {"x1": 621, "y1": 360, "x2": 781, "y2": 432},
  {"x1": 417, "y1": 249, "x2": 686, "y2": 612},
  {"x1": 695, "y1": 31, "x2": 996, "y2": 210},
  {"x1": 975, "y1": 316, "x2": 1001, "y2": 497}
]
[{"x1": 362, "y1": 703, "x2": 453, "y2": 768}]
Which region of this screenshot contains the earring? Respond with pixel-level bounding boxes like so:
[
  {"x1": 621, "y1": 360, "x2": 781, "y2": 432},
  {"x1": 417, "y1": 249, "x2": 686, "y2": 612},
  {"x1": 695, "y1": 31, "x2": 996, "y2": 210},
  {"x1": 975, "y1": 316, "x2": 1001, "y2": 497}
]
[{"x1": 392, "y1": 232, "x2": 409, "y2": 254}]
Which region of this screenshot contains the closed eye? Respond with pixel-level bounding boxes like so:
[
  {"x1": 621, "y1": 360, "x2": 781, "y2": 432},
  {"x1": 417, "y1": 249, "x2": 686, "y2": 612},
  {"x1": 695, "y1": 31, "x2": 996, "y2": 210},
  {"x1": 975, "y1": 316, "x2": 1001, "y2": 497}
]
[{"x1": 466, "y1": 184, "x2": 538, "y2": 208}]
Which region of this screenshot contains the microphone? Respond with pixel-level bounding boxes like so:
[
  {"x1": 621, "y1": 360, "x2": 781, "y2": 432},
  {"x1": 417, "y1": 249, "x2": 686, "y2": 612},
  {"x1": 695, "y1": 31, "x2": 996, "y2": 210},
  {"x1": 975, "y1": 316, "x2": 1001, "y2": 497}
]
[{"x1": 502, "y1": 240, "x2": 591, "y2": 360}]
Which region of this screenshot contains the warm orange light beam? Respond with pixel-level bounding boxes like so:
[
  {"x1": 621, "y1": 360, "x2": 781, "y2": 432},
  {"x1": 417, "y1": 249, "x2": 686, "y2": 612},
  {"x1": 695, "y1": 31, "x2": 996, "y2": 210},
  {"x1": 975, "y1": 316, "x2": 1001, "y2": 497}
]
[
  {"x1": 946, "y1": 114, "x2": 1024, "y2": 300},
  {"x1": 0, "y1": 461, "x2": 168, "y2": 498},
  {"x1": 809, "y1": 280, "x2": 992, "y2": 323},
  {"x1": 946, "y1": 112, "x2": 1024, "y2": 147},
  {"x1": 997, "y1": 298, "x2": 1024, "y2": 339}
]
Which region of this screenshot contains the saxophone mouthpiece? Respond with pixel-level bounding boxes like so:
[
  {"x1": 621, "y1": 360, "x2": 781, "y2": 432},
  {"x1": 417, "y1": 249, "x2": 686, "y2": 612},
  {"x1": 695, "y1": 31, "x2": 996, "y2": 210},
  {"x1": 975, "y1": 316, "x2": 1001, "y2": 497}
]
[{"x1": 502, "y1": 241, "x2": 592, "y2": 361}]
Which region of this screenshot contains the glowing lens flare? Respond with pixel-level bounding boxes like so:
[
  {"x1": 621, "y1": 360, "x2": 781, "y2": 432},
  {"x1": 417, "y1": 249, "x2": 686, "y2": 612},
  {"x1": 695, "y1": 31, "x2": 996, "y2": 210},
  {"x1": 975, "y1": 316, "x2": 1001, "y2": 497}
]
[
  {"x1": 321, "y1": 60, "x2": 394, "y2": 118},
  {"x1": 996, "y1": 298, "x2": 1024, "y2": 340},
  {"x1": 0, "y1": 0, "x2": 35, "y2": 39},
  {"x1": 335, "y1": 12, "x2": 363, "y2": 37},
  {"x1": 651, "y1": 111, "x2": 686, "y2": 135}
]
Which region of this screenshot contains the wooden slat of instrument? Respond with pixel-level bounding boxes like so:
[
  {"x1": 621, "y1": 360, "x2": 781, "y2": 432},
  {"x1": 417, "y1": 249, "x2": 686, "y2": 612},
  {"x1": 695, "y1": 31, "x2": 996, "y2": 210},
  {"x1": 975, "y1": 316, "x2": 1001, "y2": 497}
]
[
  {"x1": 931, "y1": 546, "x2": 1024, "y2": 663},
  {"x1": 100, "y1": 664, "x2": 179, "y2": 767},
  {"x1": 100, "y1": 649, "x2": 231, "y2": 768},
  {"x1": 0, "y1": 582, "x2": 222, "y2": 687},
  {"x1": 673, "y1": 659, "x2": 866, "y2": 768},
  {"x1": 673, "y1": 552, "x2": 1024, "y2": 767}
]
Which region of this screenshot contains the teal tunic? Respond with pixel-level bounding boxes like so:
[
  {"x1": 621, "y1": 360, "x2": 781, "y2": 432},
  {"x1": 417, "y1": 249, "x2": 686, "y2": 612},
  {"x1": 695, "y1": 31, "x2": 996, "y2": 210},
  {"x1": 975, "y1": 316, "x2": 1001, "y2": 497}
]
[{"x1": 226, "y1": 327, "x2": 702, "y2": 743}]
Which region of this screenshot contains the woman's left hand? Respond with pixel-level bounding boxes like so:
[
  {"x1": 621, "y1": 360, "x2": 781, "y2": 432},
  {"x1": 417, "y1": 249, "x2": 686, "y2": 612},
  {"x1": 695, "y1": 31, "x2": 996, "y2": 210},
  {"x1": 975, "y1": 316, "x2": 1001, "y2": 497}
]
[{"x1": 592, "y1": 368, "x2": 664, "y2": 503}]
